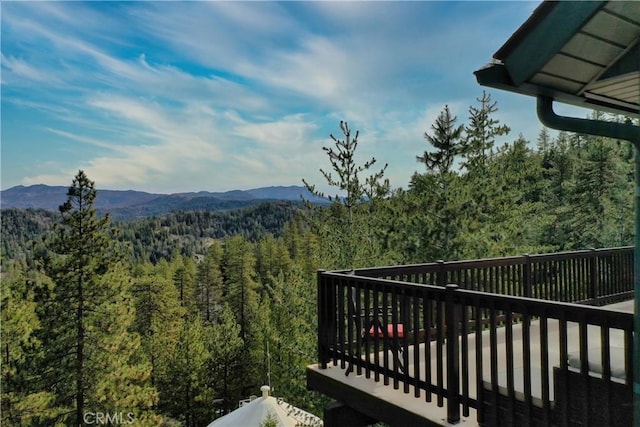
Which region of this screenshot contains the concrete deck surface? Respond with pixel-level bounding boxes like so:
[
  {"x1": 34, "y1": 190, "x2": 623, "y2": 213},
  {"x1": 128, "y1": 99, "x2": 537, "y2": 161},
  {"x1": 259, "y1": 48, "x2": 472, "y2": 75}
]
[{"x1": 309, "y1": 299, "x2": 633, "y2": 426}]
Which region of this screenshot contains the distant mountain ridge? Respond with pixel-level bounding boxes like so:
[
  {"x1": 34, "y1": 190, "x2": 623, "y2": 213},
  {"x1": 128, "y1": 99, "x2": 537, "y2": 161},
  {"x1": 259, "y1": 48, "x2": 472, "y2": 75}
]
[{"x1": 1, "y1": 184, "x2": 326, "y2": 220}]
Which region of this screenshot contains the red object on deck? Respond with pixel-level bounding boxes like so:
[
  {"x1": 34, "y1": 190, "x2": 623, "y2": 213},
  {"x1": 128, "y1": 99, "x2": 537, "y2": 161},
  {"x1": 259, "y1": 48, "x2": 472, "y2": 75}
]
[{"x1": 368, "y1": 323, "x2": 404, "y2": 338}]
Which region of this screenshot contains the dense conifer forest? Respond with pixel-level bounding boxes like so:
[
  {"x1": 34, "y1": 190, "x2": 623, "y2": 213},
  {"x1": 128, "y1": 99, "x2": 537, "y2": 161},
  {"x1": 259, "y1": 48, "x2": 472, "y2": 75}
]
[{"x1": 2, "y1": 94, "x2": 636, "y2": 426}]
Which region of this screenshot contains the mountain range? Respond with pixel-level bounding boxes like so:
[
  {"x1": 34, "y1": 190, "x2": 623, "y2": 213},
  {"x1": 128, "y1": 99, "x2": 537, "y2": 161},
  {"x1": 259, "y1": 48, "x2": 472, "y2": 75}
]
[{"x1": 1, "y1": 184, "x2": 327, "y2": 220}]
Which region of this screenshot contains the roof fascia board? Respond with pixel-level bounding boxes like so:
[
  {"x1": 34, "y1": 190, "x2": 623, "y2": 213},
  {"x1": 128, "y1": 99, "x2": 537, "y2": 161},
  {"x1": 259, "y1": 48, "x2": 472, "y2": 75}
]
[
  {"x1": 502, "y1": 1, "x2": 606, "y2": 87},
  {"x1": 475, "y1": 63, "x2": 640, "y2": 118}
]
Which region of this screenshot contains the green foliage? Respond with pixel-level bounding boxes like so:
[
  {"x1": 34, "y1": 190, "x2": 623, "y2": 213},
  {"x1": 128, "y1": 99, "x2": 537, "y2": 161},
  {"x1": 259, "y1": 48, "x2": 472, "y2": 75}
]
[
  {"x1": 205, "y1": 304, "x2": 244, "y2": 412},
  {"x1": 303, "y1": 120, "x2": 391, "y2": 269},
  {"x1": 260, "y1": 411, "x2": 279, "y2": 427},
  {"x1": 37, "y1": 170, "x2": 158, "y2": 425},
  {"x1": 1, "y1": 99, "x2": 635, "y2": 427},
  {"x1": 161, "y1": 317, "x2": 211, "y2": 427},
  {"x1": 407, "y1": 105, "x2": 470, "y2": 261},
  {"x1": 462, "y1": 91, "x2": 510, "y2": 173},
  {"x1": 196, "y1": 242, "x2": 224, "y2": 323},
  {"x1": 1, "y1": 262, "x2": 61, "y2": 425},
  {"x1": 0, "y1": 209, "x2": 56, "y2": 266}
]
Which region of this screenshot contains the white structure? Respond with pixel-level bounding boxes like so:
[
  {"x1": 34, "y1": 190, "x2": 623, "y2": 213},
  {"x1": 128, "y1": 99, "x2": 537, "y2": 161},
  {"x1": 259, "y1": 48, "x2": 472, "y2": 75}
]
[{"x1": 206, "y1": 386, "x2": 322, "y2": 427}]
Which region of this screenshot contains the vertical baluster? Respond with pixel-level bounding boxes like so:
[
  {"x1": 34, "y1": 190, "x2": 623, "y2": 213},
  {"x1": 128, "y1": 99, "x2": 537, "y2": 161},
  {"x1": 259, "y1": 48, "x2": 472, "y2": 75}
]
[
  {"x1": 489, "y1": 303, "x2": 499, "y2": 425},
  {"x1": 392, "y1": 288, "x2": 400, "y2": 390},
  {"x1": 522, "y1": 309, "x2": 532, "y2": 427},
  {"x1": 353, "y1": 283, "x2": 361, "y2": 376},
  {"x1": 402, "y1": 287, "x2": 410, "y2": 394},
  {"x1": 445, "y1": 285, "x2": 460, "y2": 424},
  {"x1": 505, "y1": 308, "x2": 515, "y2": 425},
  {"x1": 461, "y1": 295, "x2": 470, "y2": 417},
  {"x1": 373, "y1": 283, "x2": 380, "y2": 382},
  {"x1": 475, "y1": 300, "x2": 485, "y2": 424},
  {"x1": 601, "y1": 323, "x2": 611, "y2": 425},
  {"x1": 578, "y1": 317, "x2": 589, "y2": 426},
  {"x1": 413, "y1": 288, "x2": 421, "y2": 398},
  {"x1": 540, "y1": 314, "x2": 551, "y2": 426},
  {"x1": 424, "y1": 293, "x2": 432, "y2": 402},
  {"x1": 382, "y1": 289, "x2": 389, "y2": 386},
  {"x1": 364, "y1": 282, "x2": 371, "y2": 378},
  {"x1": 337, "y1": 279, "x2": 346, "y2": 369},
  {"x1": 437, "y1": 293, "x2": 445, "y2": 407},
  {"x1": 558, "y1": 313, "x2": 569, "y2": 427}
]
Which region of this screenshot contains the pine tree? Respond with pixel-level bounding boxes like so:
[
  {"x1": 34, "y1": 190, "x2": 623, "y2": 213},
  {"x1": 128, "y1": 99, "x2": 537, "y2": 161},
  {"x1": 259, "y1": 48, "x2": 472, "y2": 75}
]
[
  {"x1": 267, "y1": 268, "x2": 319, "y2": 412},
  {"x1": 222, "y1": 235, "x2": 258, "y2": 341},
  {"x1": 539, "y1": 131, "x2": 576, "y2": 250},
  {"x1": 39, "y1": 170, "x2": 157, "y2": 425},
  {"x1": 161, "y1": 317, "x2": 211, "y2": 427},
  {"x1": 302, "y1": 120, "x2": 390, "y2": 269},
  {"x1": 172, "y1": 253, "x2": 197, "y2": 314},
  {"x1": 130, "y1": 267, "x2": 185, "y2": 391},
  {"x1": 462, "y1": 91, "x2": 510, "y2": 173},
  {"x1": 255, "y1": 234, "x2": 292, "y2": 297},
  {"x1": 1, "y1": 262, "x2": 59, "y2": 425},
  {"x1": 472, "y1": 135, "x2": 550, "y2": 256},
  {"x1": 196, "y1": 242, "x2": 224, "y2": 323},
  {"x1": 206, "y1": 304, "x2": 243, "y2": 413},
  {"x1": 409, "y1": 106, "x2": 469, "y2": 261},
  {"x1": 567, "y1": 133, "x2": 622, "y2": 248},
  {"x1": 417, "y1": 105, "x2": 465, "y2": 175}
]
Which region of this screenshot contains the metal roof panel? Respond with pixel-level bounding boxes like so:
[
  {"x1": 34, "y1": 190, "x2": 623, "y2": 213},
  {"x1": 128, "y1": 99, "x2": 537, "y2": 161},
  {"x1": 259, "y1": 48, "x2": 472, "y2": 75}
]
[
  {"x1": 541, "y1": 54, "x2": 603, "y2": 84},
  {"x1": 582, "y1": 12, "x2": 640, "y2": 46},
  {"x1": 475, "y1": 0, "x2": 639, "y2": 118},
  {"x1": 562, "y1": 33, "x2": 624, "y2": 67},
  {"x1": 603, "y1": 2, "x2": 640, "y2": 26}
]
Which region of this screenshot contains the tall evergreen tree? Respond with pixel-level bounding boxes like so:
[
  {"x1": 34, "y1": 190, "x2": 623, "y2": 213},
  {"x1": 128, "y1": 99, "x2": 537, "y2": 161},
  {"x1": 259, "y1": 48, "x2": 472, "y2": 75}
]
[
  {"x1": 303, "y1": 120, "x2": 391, "y2": 269},
  {"x1": 408, "y1": 106, "x2": 468, "y2": 261},
  {"x1": 172, "y1": 253, "x2": 197, "y2": 313},
  {"x1": 567, "y1": 133, "x2": 624, "y2": 248},
  {"x1": 205, "y1": 304, "x2": 243, "y2": 413},
  {"x1": 1, "y1": 262, "x2": 59, "y2": 425},
  {"x1": 39, "y1": 170, "x2": 157, "y2": 425},
  {"x1": 462, "y1": 91, "x2": 510, "y2": 173},
  {"x1": 130, "y1": 268, "x2": 185, "y2": 392},
  {"x1": 538, "y1": 131, "x2": 576, "y2": 250},
  {"x1": 222, "y1": 235, "x2": 258, "y2": 341},
  {"x1": 417, "y1": 105, "x2": 465, "y2": 175},
  {"x1": 469, "y1": 135, "x2": 550, "y2": 256},
  {"x1": 161, "y1": 317, "x2": 211, "y2": 427},
  {"x1": 196, "y1": 242, "x2": 224, "y2": 323}
]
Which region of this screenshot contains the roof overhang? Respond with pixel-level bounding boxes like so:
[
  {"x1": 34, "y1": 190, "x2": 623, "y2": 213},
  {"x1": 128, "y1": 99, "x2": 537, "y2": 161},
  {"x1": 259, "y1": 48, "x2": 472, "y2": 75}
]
[{"x1": 475, "y1": 0, "x2": 640, "y2": 118}]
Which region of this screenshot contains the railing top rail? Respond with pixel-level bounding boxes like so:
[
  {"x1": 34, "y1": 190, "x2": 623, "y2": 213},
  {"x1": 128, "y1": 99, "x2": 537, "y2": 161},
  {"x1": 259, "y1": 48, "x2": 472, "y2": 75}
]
[
  {"x1": 320, "y1": 270, "x2": 446, "y2": 294},
  {"x1": 320, "y1": 270, "x2": 633, "y2": 329},
  {"x1": 346, "y1": 246, "x2": 633, "y2": 277},
  {"x1": 456, "y1": 287, "x2": 633, "y2": 329}
]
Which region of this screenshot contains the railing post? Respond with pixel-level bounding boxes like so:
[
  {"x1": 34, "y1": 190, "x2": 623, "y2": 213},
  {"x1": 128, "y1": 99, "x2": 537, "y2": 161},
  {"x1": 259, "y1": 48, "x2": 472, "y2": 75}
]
[
  {"x1": 438, "y1": 260, "x2": 446, "y2": 344},
  {"x1": 445, "y1": 284, "x2": 460, "y2": 424},
  {"x1": 589, "y1": 248, "x2": 598, "y2": 302},
  {"x1": 317, "y1": 270, "x2": 331, "y2": 368},
  {"x1": 523, "y1": 254, "x2": 532, "y2": 298}
]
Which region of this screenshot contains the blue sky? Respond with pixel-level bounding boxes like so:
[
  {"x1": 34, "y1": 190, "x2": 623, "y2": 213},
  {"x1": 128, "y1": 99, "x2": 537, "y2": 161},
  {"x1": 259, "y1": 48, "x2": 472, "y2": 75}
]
[{"x1": 1, "y1": 1, "x2": 580, "y2": 194}]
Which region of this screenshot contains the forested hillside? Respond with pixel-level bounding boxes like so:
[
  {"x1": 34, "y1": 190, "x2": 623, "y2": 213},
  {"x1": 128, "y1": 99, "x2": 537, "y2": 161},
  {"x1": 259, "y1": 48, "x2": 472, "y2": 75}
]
[
  {"x1": 2, "y1": 201, "x2": 301, "y2": 265},
  {"x1": 2, "y1": 94, "x2": 636, "y2": 426}
]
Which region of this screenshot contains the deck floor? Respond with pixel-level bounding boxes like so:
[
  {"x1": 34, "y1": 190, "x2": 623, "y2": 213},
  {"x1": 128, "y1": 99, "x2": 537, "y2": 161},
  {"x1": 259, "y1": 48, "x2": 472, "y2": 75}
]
[{"x1": 308, "y1": 299, "x2": 633, "y2": 426}]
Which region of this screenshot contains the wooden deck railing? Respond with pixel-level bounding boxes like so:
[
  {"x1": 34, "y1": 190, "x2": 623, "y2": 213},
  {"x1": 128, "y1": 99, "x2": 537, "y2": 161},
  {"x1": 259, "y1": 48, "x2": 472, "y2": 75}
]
[
  {"x1": 316, "y1": 247, "x2": 634, "y2": 426},
  {"x1": 352, "y1": 246, "x2": 633, "y2": 305}
]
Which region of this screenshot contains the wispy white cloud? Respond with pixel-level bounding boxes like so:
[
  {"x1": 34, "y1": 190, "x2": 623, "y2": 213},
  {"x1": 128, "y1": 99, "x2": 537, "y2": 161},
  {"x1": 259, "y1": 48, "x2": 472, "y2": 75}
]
[{"x1": 3, "y1": 1, "x2": 545, "y2": 193}]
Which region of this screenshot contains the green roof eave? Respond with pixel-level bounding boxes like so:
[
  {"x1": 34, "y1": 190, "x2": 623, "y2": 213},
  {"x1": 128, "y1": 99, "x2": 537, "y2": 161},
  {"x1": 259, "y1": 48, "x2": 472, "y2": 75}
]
[{"x1": 497, "y1": 0, "x2": 606, "y2": 87}]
